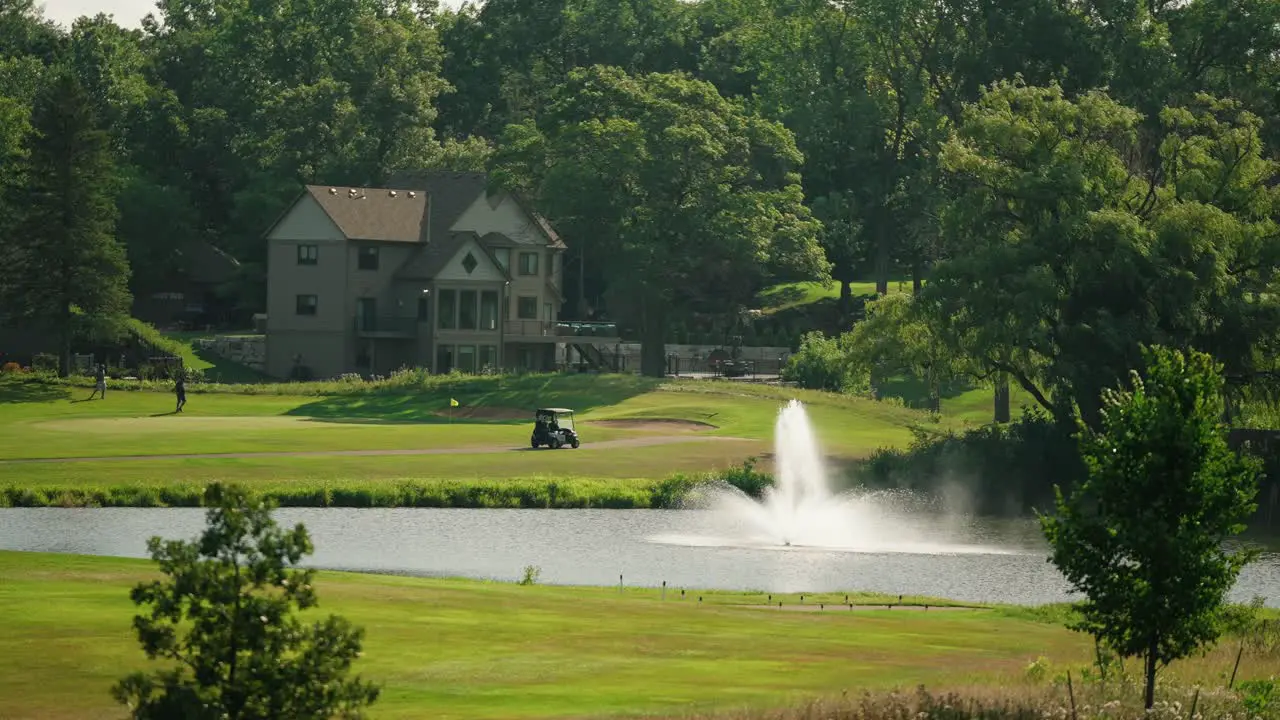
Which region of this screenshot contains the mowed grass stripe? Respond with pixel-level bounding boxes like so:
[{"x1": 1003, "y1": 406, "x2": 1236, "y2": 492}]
[{"x1": 0, "y1": 550, "x2": 1090, "y2": 720}]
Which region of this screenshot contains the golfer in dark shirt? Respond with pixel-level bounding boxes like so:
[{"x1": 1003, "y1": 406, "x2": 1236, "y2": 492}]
[{"x1": 174, "y1": 376, "x2": 187, "y2": 413}]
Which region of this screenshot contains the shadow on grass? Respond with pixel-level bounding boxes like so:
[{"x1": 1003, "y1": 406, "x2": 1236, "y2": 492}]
[
  {"x1": 0, "y1": 379, "x2": 69, "y2": 404},
  {"x1": 876, "y1": 374, "x2": 978, "y2": 408},
  {"x1": 287, "y1": 374, "x2": 662, "y2": 424},
  {"x1": 190, "y1": 345, "x2": 273, "y2": 385}
]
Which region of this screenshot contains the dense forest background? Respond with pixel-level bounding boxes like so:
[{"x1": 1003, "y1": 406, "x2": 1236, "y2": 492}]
[{"x1": 1, "y1": 0, "x2": 1278, "y2": 405}]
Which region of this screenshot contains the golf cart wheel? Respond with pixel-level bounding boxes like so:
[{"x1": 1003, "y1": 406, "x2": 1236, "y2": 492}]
[{"x1": 571, "y1": 438, "x2": 580, "y2": 449}]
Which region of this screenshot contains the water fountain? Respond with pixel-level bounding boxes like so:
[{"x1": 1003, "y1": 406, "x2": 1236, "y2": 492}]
[{"x1": 651, "y1": 399, "x2": 1014, "y2": 555}]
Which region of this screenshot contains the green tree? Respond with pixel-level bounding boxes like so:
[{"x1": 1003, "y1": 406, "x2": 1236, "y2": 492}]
[
  {"x1": 844, "y1": 293, "x2": 971, "y2": 413},
  {"x1": 493, "y1": 65, "x2": 828, "y2": 376},
  {"x1": 4, "y1": 67, "x2": 130, "y2": 375},
  {"x1": 1041, "y1": 345, "x2": 1260, "y2": 709},
  {"x1": 112, "y1": 483, "x2": 379, "y2": 720},
  {"x1": 921, "y1": 81, "x2": 1280, "y2": 429}
]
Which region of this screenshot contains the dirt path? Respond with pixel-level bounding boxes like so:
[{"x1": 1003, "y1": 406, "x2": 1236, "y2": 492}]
[{"x1": 0, "y1": 435, "x2": 752, "y2": 465}]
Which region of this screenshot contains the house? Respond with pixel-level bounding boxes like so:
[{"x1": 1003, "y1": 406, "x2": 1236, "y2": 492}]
[
  {"x1": 262, "y1": 171, "x2": 619, "y2": 379},
  {"x1": 131, "y1": 238, "x2": 241, "y2": 329}
]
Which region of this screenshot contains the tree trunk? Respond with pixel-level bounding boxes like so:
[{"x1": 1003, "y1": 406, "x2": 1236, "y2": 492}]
[
  {"x1": 994, "y1": 375, "x2": 1011, "y2": 424},
  {"x1": 838, "y1": 279, "x2": 852, "y2": 313},
  {"x1": 59, "y1": 304, "x2": 72, "y2": 378},
  {"x1": 639, "y1": 300, "x2": 668, "y2": 378},
  {"x1": 875, "y1": 217, "x2": 890, "y2": 296},
  {"x1": 912, "y1": 258, "x2": 923, "y2": 293},
  {"x1": 1144, "y1": 637, "x2": 1158, "y2": 709}
]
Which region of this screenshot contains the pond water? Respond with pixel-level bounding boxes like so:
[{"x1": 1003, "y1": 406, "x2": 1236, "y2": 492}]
[{"x1": 4, "y1": 507, "x2": 1280, "y2": 606}]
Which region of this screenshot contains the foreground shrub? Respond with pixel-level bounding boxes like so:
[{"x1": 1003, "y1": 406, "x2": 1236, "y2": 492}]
[
  {"x1": 679, "y1": 684, "x2": 1255, "y2": 720},
  {"x1": 112, "y1": 483, "x2": 379, "y2": 719}
]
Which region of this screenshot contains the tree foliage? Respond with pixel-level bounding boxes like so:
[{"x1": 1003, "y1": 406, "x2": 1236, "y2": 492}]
[
  {"x1": 921, "y1": 80, "x2": 1280, "y2": 429},
  {"x1": 112, "y1": 483, "x2": 379, "y2": 720},
  {"x1": 1041, "y1": 345, "x2": 1260, "y2": 708},
  {"x1": 492, "y1": 65, "x2": 827, "y2": 376},
  {"x1": 2, "y1": 66, "x2": 129, "y2": 374}
]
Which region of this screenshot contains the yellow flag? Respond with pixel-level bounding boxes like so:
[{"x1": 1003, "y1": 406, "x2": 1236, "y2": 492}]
[{"x1": 450, "y1": 398, "x2": 459, "y2": 408}]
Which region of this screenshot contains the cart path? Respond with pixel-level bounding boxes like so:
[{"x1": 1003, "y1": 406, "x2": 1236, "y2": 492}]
[{"x1": 0, "y1": 435, "x2": 754, "y2": 465}]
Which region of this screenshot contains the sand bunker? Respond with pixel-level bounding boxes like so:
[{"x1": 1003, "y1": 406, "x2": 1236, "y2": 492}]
[{"x1": 587, "y1": 418, "x2": 716, "y2": 432}]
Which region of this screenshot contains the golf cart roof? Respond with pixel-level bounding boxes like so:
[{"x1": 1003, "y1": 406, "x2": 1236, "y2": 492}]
[{"x1": 536, "y1": 407, "x2": 574, "y2": 414}]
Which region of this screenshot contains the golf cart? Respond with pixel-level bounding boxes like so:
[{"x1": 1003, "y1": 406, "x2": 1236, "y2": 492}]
[{"x1": 531, "y1": 407, "x2": 580, "y2": 449}]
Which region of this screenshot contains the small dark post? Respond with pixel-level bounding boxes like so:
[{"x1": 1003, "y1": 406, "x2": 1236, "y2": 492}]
[
  {"x1": 681, "y1": 588, "x2": 685, "y2": 599},
  {"x1": 1189, "y1": 687, "x2": 1200, "y2": 719},
  {"x1": 799, "y1": 594, "x2": 804, "y2": 604},
  {"x1": 820, "y1": 603, "x2": 824, "y2": 610},
  {"x1": 767, "y1": 594, "x2": 772, "y2": 604},
  {"x1": 662, "y1": 580, "x2": 666, "y2": 601},
  {"x1": 619, "y1": 574, "x2": 624, "y2": 593},
  {"x1": 698, "y1": 596, "x2": 702, "y2": 603},
  {"x1": 844, "y1": 594, "x2": 848, "y2": 604},
  {"x1": 1229, "y1": 640, "x2": 1245, "y2": 689},
  {"x1": 1066, "y1": 670, "x2": 1077, "y2": 720},
  {"x1": 778, "y1": 601, "x2": 782, "y2": 608}
]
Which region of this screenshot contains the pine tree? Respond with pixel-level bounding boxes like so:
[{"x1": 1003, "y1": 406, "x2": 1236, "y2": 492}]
[{"x1": 6, "y1": 66, "x2": 129, "y2": 375}]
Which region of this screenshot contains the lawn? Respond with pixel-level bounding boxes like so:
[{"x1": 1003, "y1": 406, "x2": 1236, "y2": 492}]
[
  {"x1": 1, "y1": 550, "x2": 1273, "y2": 720},
  {"x1": 0, "y1": 375, "x2": 936, "y2": 505},
  {"x1": 756, "y1": 280, "x2": 911, "y2": 315}
]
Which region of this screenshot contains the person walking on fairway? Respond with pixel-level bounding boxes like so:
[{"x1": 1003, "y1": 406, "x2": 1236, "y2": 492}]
[
  {"x1": 174, "y1": 374, "x2": 186, "y2": 413},
  {"x1": 88, "y1": 364, "x2": 107, "y2": 400}
]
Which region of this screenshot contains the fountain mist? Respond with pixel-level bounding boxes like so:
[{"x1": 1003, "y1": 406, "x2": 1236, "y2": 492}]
[{"x1": 651, "y1": 399, "x2": 1012, "y2": 555}]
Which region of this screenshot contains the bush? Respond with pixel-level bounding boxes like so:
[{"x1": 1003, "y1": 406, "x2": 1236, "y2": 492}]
[
  {"x1": 781, "y1": 331, "x2": 866, "y2": 393},
  {"x1": 1, "y1": 362, "x2": 22, "y2": 374},
  {"x1": 855, "y1": 408, "x2": 1084, "y2": 516},
  {"x1": 32, "y1": 353, "x2": 58, "y2": 373},
  {"x1": 719, "y1": 457, "x2": 773, "y2": 498}
]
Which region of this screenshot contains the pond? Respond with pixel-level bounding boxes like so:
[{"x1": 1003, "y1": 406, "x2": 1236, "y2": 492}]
[{"x1": 4, "y1": 507, "x2": 1280, "y2": 606}]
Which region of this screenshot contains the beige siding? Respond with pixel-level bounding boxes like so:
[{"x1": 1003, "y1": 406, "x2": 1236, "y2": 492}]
[
  {"x1": 266, "y1": 331, "x2": 348, "y2": 379},
  {"x1": 266, "y1": 197, "x2": 348, "y2": 336},
  {"x1": 452, "y1": 192, "x2": 544, "y2": 245},
  {"x1": 435, "y1": 238, "x2": 506, "y2": 282},
  {"x1": 269, "y1": 195, "x2": 345, "y2": 241},
  {"x1": 345, "y1": 242, "x2": 419, "y2": 323}
]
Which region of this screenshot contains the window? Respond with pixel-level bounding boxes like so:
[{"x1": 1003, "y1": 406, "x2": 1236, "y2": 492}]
[
  {"x1": 480, "y1": 291, "x2": 499, "y2": 330},
  {"x1": 356, "y1": 298, "x2": 376, "y2": 331},
  {"x1": 358, "y1": 245, "x2": 379, "y2": 270},
  {"x1": 297, "y1": 244, "x2": 318, "y2": 265},
  {"x1": 295, "y1": 294, "x2": 318, "y2": 315},
  {"x1": 459, "y1": 290, "x2": 478, "y2": 329},
  {"x1": 518, "y1": 252, "x2": 538, "y2": 276},
  {"x1": 457, "y1": 345, "x2": 476, "y2": 374},
  {"x1": 517, "y1": 296, "x2": 538, "y2": 319},
  {"x1": 461, "y1": 251, "x2": 478, "y2": 275},
  {"x1": 494, "y1": 248, "x2": 511, "y2": 271},
  {"x1": 480, "y1": 345, "x2": 498, "y2": 371},
  {"x1": 417, "y1": 295, "x2": 430, "y2": 321},
  {"x1": 437, "y1": 289, "x2": 456, "y2": 329},
  {"x1": 436, "y1": 345, "x2": 454, "y2": 374}
]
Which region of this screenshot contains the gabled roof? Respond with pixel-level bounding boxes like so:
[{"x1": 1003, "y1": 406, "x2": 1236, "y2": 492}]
[
  {"x1": 300, "y1": 185, "x2": 429, "y2": 243},
  {"x1": 396, "y1": 231, "x2": 512, "y2": 282},
  {"x1": 385, "y1": 169, "x2": 566, "y2": 249},
  {"x1": 385, "y1": 170, "x2": 489, "y2": 245}
]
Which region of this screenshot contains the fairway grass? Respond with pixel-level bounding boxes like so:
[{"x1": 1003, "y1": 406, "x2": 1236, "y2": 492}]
[
  {"x1": 2, "y1": 551, "x2": 1274, "y2": 720},
  {"x1": 0, "y1": 375, "x2": 939, "y2": 506}
]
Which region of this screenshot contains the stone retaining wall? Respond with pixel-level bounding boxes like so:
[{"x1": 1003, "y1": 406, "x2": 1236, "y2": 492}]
[{"x1": 195, "y1": 335, "x2": 266, "y2": 372}]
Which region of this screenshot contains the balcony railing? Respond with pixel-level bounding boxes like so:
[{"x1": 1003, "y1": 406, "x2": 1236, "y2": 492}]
[
  {"x1": 354, "y1": 315, "x2": 418, "y2": 336},
  {"x1": 503, "y1": 320, "x2": 621, "y2": 338}
]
